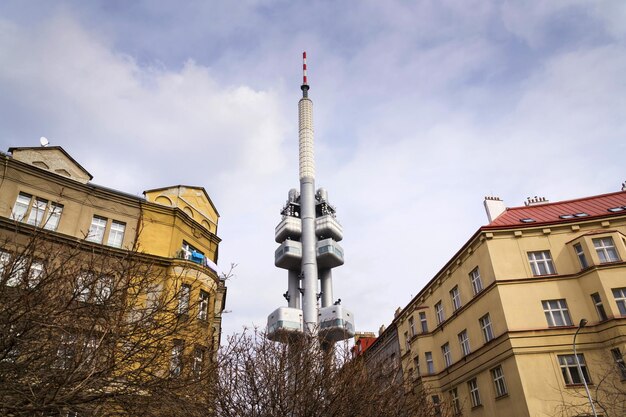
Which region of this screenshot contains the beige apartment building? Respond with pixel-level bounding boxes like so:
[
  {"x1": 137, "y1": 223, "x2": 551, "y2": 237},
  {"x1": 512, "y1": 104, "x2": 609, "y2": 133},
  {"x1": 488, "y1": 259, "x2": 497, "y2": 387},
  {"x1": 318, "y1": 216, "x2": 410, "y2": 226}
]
[
  {"x1": 392, "y1": 187, "x2": 626, "y2": 417},
  {"x1": 0, "y1": 145, "x2": 226, "y2": 380}
]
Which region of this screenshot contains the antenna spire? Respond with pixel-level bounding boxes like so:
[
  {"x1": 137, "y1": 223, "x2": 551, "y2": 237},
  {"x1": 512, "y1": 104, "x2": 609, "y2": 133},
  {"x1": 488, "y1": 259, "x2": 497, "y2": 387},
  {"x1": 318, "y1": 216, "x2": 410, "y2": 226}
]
[{"x1": 301, "y1": 51, "x2": 309, "y2": 98}]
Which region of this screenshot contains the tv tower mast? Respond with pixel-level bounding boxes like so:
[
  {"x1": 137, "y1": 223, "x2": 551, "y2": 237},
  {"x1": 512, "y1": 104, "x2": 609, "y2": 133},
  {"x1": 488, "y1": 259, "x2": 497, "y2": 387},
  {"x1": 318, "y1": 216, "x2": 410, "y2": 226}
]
[{"x1": 267, "y1": 53, "x2": 354, "y2": 342}]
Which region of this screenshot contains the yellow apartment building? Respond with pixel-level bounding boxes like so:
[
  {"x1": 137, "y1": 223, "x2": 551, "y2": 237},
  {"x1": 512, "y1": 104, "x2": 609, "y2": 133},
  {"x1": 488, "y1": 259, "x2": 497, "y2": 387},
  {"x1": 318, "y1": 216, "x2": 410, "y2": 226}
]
[
  {"x1": 0, "y1": 146, "x2": 226, "y2": 387},
  {"x1": 392, "y1": 188, "x2": 626, "y2": 417}
]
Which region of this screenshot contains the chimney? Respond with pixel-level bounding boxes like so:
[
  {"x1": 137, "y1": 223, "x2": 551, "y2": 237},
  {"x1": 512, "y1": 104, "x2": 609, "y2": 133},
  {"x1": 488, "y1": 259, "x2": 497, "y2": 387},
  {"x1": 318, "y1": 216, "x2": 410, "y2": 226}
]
[
  {"x1": 524, "y1": 196, "x2": 549, "y2": 206},
  {"x1": 622, "y1": 181, "x2": 626, "y2": 191},
  {"x1": 484, "y1": 196, "x2": 506, "y2": 223},
  {"x1": 378, "y1": 324, "x2": 386, "y2": 336}
]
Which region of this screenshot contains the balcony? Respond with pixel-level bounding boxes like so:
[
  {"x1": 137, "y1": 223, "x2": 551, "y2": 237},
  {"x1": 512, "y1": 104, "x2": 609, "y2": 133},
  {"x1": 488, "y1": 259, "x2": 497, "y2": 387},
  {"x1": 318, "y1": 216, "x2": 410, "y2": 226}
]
[
  {"x1": 267, "y1": 307, "x2": 304, "y2": 342},
  {"x1": 275, "y1": 240, "x2": 302, "y2": 270},
  {"x1": 316, "y1": 238, "x2": 344, "y2": 268},
  {"x1": 275, "y1": 216, "x2": 302, "y2": 243},
  {"x1": 318, "y1": 305, "x2": 355, "y2": 342},
  {"x1": 315, "y1": 215, "x2": 343, "y2": 241}
]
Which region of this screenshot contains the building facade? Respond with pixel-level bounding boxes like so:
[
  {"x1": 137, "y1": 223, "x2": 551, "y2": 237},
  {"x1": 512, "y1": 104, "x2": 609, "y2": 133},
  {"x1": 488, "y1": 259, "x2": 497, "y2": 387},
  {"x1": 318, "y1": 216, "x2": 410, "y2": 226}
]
[
  {"x1": 391, "y1": 188, "x2": 626, "y2": 417},
  {"x1": 0, "y1": 146, "x2": 226, "y2": 413}
]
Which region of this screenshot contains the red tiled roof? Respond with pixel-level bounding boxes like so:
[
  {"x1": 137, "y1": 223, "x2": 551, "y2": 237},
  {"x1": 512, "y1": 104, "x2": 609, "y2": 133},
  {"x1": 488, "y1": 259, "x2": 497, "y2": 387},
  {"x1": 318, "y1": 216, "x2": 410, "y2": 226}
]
[{"x1": 485, "y1": 190, "x2": 626, "y2": 229}]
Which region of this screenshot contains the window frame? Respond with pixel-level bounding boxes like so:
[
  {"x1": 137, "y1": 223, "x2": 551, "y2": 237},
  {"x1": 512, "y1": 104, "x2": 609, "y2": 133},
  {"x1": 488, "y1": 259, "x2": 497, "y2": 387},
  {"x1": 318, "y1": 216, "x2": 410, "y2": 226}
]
[
  {"x1": 86, "y1": 216, "x2": 108, "y2": 244},
  {"x1": 613, "y1": 287, "x2": 626, "y2": 316},
  {"x1": 408, "y1": 316, "x2": 416, "y2": 337},
  {"x1": 468, "y1": 378, "x2": 481, "y2": 408},
  {"x1": 449, "y1": 387, "x2": 460, "y2": 415},
  {"x1": 419, "y1": 311, "x2": 428, "y2": 333},
  {"x1": 479, "y1": 313, "x2": 494, "y2": 343},
  {"x1": 470, "y1": 267, "x2": 483, "y2": 295},
  {"x1": 11, "y1": 192, "x2": 64, "y2": 231},
  {"x1": 542, "y1": 299, "x2": 573, "y2": 327},
  {"x1": 450, "y1": 286, "x2": 462, "y2": 311},
  {"x1": 178, "y1": 283, "x2": 191, "y2": 315},
  {"x1": 491, "y1": 365, "x2": 508, "y2": 397},
  {"x1": 593, "y1": 237, "x2": 620, "y2": 263},
  {"x1": 170, "y1": 339, "x2": 185, "y2": 377},
  {"x1": 435, "y1": 301, "x2": 445, "y2": 325},
  {"x1": 611, "y1": 348, "x2": 626, "y2": 380},
  {"x1": 442, "y1": 342, "x2": 452, "y2": 368},
  {"x1": 198, "y1": 290, "x2": 209, "y2": 321},
  {"x1": 107, "y1": 220, "x2": 126, "y2": 248},
  {"x1": 558, "y1": 354, "x2": 591, "y2": 385},
  {"x1": 458, "y1": 329, "x2": 471, "y2": 356},
  {"x1": 527, "y1": 250, "x2": 556, "y2": 276},
  {"x1": 425, "y1": 351, "x2": 435, "y2": 374},
  {"x1": 591, "y1": 292, "x2": 608, "y2": 321},
  {"x1": 573, "y1": 243, "x2": 589, "y2": 269}
]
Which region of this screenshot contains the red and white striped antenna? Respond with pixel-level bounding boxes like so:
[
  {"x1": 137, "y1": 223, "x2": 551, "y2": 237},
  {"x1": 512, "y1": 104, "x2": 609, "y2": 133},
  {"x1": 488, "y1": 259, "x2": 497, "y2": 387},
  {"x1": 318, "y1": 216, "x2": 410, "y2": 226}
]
[{"x1": 302, "y1": 51, "x2": 308, "y2": 85}]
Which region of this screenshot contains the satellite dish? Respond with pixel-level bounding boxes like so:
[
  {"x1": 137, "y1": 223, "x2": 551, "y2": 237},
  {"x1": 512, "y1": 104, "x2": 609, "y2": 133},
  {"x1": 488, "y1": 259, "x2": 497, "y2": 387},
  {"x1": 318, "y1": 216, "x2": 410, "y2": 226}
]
[{"x1": 39, "y1": 137, "x2": 49, "y2": 147}]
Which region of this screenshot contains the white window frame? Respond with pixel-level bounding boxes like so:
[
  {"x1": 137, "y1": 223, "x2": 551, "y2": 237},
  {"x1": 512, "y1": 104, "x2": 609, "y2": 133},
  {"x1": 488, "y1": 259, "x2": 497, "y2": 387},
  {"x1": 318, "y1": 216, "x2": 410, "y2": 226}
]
[
  {"x1": 611, "y1": 348, "x2": 626, "y2": 380},
  {"x1": 425, "y1": 351, "x2": 435, "y2": 374},
  {"x1": 11, "y1": 193, "x2": 31, "y2": 221},
  {"x1": 593, "y1": 237, "x2": 620, "y2": 263},
  {"x1": 26, "y1": 197, "x2": 47, "y2": 226},
  {"x1": 198, "y1": 290, "x2": 209, "y2": 320},
  {"x1": 413, "y1": 356, "x2": 420, "y2": 377},
  {"x1": 44, "y1": 203, "x2": 63, "y2": 231},
  {"x1": 591, "y1": 292, "x2": 608, "y2": 321},
  {"x1": 573, "y1": 243, "x2": 589, "y2": 269},
  {"x1": 458, "y1": 330, "x2": 470, "y2": 356},
  {"x1": 528, "y1": 250, "x2": 556, "y2": 276},
  {"x1": 542, "y1": 299, "x2": 573, "y2": 327},
  {"x1": 170, "y1": 340, "x2": 184, "y2": 376},
  {"x1": 107, "y1": 221, "x2": 126, "y2": 248},
  {"x1": 450, "y1": 286, "x2": 462, "y2": 311},
  {"x1": 491, "y1": 365, "x2": 508, "y2": 397},
  {"x1": 404, "y1": 331, "x2": 411, "y2": 351},
  {"x1": 479, "y1": 313, "x2": 494, "y2": 343},
  {"x1": 470, "y1": 267, "x2": 483, "y2": 295},
  {"x1": 442, "y1": 343, "x2": 452, "y2": 368},
  {"x1": 558, "y1": 354, "x2": 590, "y2": 385},
  {"x1": 435, "y1": 301, "x2": 445, "y2": 325},
  {"x1": 613, "y1": 287, "x2": 626, "y2": 315},
  {"x1": 11, "y1": 193, "x2": 64, "y2": 231},
  {"x1": 408, "y1": 316, "x2": 416, "y2": 337},
  {"x1": 193, "y1": 346, "x2": 205, "y2": 376},
  {"x1": 419, "y1": 311, "x2": 428, "y2": 333},
  {"x1": 178, "y1": 283, "x2": 191, "y2": 315},
  {"x1": 87, "y1": 216, "x2": 107, "y2": 244},
  {"x1": 450, "y1": 387, "x2": 460, "y2": 415},
  {"x1": 468, "y1": 378, "x2": 481, "y2": 407}
]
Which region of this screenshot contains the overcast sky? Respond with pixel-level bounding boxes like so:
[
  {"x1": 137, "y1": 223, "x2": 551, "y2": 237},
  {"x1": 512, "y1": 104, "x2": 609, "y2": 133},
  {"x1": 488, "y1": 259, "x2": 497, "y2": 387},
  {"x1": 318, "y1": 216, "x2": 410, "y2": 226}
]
[{"x1": 1, "y1": 0, "x2": 625, "y2": 339}]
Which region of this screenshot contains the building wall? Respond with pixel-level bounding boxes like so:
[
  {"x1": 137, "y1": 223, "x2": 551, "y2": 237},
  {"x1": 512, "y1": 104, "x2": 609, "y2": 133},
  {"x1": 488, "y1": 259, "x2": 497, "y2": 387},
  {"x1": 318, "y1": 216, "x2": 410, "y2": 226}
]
[{"x1": 392, "y1": 195, "x2": 626, "y2": 417}]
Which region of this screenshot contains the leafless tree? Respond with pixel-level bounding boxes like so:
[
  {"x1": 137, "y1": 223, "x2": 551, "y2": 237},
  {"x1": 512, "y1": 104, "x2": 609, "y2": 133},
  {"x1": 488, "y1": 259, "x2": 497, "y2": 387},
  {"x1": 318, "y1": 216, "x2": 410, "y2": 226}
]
[
  {"x1": 215, "y1": 328, "x2": 453, "y2": 417},
  {"x1": 0, "y1": 227, "x2": 218, "y2": 416}
]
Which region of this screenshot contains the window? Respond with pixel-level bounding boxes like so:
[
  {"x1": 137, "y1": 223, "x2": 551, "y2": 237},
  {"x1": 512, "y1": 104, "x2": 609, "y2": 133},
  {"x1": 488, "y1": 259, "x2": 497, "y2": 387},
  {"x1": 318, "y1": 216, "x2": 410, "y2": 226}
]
[
  {"x1": 479, "y1": 313, "x2": 494, "y2": 343},
  {"x1": 413, "y1": 356, "x2": 420, "y2": 377},
  {"x1": 3, "y1": 256, "x2": 42, "y2": 288},
  {"x1": 11, "y1": 192, "x2": 64, "y2": 231},
  {"x1": 450, "y1": 286, "x2": 462, "y2": 311},
  {"x1": 431, "y1": 395, "x2": 441, "y2": 416},
  {"x1": 591, "y1": 293, "x2": 608, "y2": 321},
  {"x1": 613, "y1": 288, "x2": 626, "y2": 315},
  {"x1": 528, "y1": 251, "x2": 556, "y2": 276},
  {"x1": 593, "y1": 237, "x2": 620, "y2": 263},
  {"x1": 419, "y1": 311, "x2": 428, "y2": 333},
  {"x1": 409, "y1": 316, "x2": 416, "y2": 337},
  {"x1": 193, "y1": 347, "x2": 205, "y2": 376},
  {"x1": 542, "y1": 299, "x2": 573, "y2": 327},
  {"x1": 470, "y1": 267, "x2": 483, "y2": 295},
  {"x1": 435, "y1": 301, "x2": 445, "y2": 325},
  {"x1": 27, "y1": 260, "x2": 44, "y2": 288},
  {"x1": 558, "y1": 354, "x2": 590, "y2": 385},
  {"x1": 574, "y1": 243, "x2": 589, "y2": 269},
  {"x1": 198, "y1": 290, "x2": 209, "y2": 320},
  {"x1": 170, "y1": 340, "x2": 184, "y2": 376},
  {"x1": 491, "y1": 365, "x2": 508, "y2": 397},
  {"x1": 611, "y1": 348, "x2": 626, "y2": 380},
  {"x1": 107, "y1": 221, "x2": 126, "y2": 248},
  {"x1": 467, "y1": 378, "x2": 481, "y2": 407},
  {"x1": 449, "y1": 387, "x2": 460, "y2": 415},
  {"x1": 55, "y1": 333, "x2": 77, "y2": 370},
  {"x1": 87, "y1": 216, "x2": 107, "y2": 244},
  {"x1": 178, "y1": 283, "x2": 191, "y2": 315},
  {"x1": 75, "y1": 273, "x2": 113, "y2": 304},
  {"x1": 442, "y1": 343, "x2": 452, "y2": 368},
  {"x1": 404, "y1": 331, "x2": 411, "y2": 351},
  {"x1": 458, "y1": 330, "x2": 470, "y2": 356},
  {"x1": 425, "y1": 351, "x2": 435, "y2": 374}
]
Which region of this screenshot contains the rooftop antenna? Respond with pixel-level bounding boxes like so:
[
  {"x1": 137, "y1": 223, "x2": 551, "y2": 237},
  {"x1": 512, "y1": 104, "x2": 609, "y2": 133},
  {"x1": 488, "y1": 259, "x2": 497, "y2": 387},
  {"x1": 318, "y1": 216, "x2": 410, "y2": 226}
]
[
  {"x1": 39, "y1": 136, "x2": 49, "y2": 147},
  {"x1": 301, "y1": 51, "x2": 309, "y2": 98}
]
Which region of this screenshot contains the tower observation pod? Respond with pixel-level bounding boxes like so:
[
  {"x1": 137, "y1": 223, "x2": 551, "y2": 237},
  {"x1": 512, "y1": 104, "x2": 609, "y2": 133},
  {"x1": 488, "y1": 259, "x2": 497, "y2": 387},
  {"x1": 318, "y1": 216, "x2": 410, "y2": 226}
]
[{"x1": 267, "y1": 53, "x2": 354, "y2": 343}]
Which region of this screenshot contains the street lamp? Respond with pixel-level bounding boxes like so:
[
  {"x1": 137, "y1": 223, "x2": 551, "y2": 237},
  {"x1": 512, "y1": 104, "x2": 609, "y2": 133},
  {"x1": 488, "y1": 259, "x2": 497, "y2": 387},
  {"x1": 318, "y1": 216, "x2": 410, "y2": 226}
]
[{"x1": 573, "y1": 318, "x2": 598, "y2": 417}]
